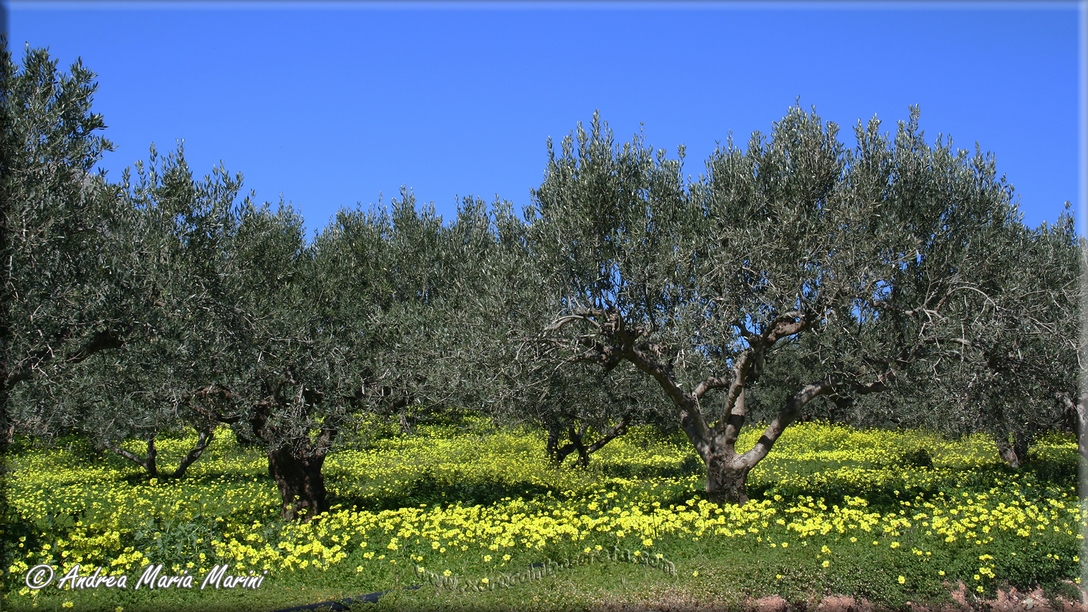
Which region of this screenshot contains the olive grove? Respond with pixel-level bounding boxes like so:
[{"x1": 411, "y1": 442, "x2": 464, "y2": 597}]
[{"x1": 4, "y1": 44, "x2": 1081, "y2": 524}]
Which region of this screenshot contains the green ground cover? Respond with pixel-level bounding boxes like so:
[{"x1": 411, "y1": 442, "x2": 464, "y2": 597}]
[{"x1": 3, "y1": 420, "x2": 1084, "y2": 611}]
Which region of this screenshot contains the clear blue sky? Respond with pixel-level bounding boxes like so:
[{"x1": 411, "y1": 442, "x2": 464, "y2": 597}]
[{"x1": 7, "y1": 1, "x2": 1085, "y2": 237}]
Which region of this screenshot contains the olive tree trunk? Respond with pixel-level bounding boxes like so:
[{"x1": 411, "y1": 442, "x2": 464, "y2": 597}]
[
  {"x1": 705, "y1": 453, "x2": 754, "y2": 504},
  {"x1": 246, "y1": 396, "x2": 337, "y2": 521},
  {"x1": 614, "y1": 314, "x2": 891, "y2": 504},
  {"x1": 268, "y1": 445, "x2": 330, "y2": 521},
  {"x1": 612, "y1": 313, "x2": 861, "y2": 504},
  {"x1": 696, "y1": 378, "x2": 834, "y2": 504},
  {"x1": 1059, "y1": 392, "x2": 1088, "y2": 463},
  {"x1": 995, "y1": 430, "x2": 1030, "y2": 469}
]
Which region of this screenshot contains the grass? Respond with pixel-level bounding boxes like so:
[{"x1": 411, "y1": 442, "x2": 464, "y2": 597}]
[{"x1": 2, "y1": 418, "x2": 1084, "y2": 611}]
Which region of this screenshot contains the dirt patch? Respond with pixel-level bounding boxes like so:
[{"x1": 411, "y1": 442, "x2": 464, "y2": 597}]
[
  {"x1": 816, "y1": 595, "x2": 873, "y2": 612},
  {"x1": 903, "y1": 582, "x2": 1087, "y2": 612},
  {"x1": 595, "y1": 587, "x2": 735, "y2": 611},
  {"x1": 592, "y1": 584, "x2": 1088, "y2": 612},
  {"x1": 977, "y1": 586, "x2": 1087, "y2": 612},
  {"x1": 751, "y1": 595, "x2": 790, "y2": 612}
]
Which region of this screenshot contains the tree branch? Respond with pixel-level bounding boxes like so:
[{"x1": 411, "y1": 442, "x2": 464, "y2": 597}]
[{"x1": 169, "y1": 428, "x2": 215, "y2": 479}]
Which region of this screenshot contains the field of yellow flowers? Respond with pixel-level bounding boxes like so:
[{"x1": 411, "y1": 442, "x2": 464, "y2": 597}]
[{"x1": 3, "y1": 418, "x2": 1085, "y2": 611}]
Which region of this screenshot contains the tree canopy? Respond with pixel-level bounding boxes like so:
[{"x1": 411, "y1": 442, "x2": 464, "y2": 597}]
[{"x1": 525, "y1": 107, "x2": 1050, "y2": 503}]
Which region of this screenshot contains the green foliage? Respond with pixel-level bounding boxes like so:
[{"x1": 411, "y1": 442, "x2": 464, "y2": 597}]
[
  {"x1": 81, "y1": 144, "x2": 242, "y2": 440},
  {"x1": 2, "y1": 44, "x2": 121, "y2": 409},
  {"x1": 913, "y1": 207, "x2": 1083, "y2": 461},
  {"x1": 1, "y1": 43, "x2": 124, "y2": 579}
]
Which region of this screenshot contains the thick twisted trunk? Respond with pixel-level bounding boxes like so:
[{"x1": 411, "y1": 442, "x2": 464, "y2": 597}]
[
  {"x1": 268, "y1": 446, "x2": 329, "y2": 521},
  {"x1": 697, "y1": 379, "x2": 833, "y2": 504},
  {"x1": 563, "y1": 307, "x2": 894, "y2": 506},
  {"x1": 622, "y1": 342, "x2": 780, "y2": 505},
  {"x1": 705, "y1": 453, "x2": 752, "y2": 504},
  {"x1": 1052, "y1": 391, "x2": 1088, "y2": 466},
  {"x1": 1059, "y1": 392, "x2": 1088, "y2": 463},
  {"x1": 247, "y1": 391, "x2": 336, "y2": 521}
]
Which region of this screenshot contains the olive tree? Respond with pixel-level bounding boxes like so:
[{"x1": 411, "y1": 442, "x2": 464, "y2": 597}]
[
  {"x1": 2, "y1": 46, "x2": 125, "y2": 442},
  {"x1": 419, "y1": 195, "x2": 542, "y2": 425},
  {"x1": 309, "y1": 192, "x2": 493, "y2": 431},
  {"x1": 212, "y1": 200, "x2": 344, "y2": 520},
  {"x1": 473, "y1": 192, "x2": 673, "y2": 467},
  {"x1": 529, "y1": 107, "x2": 1021, "y2": 503},
  {"x1": 919, "y1": 208, "x2": 1082, "y2": 467},
  {"x1": 9, "y1": 142, "x2": 249, "y2": 477},
  {"x1": 83, "y1": 144, "x2": 241, "y2": 476}
]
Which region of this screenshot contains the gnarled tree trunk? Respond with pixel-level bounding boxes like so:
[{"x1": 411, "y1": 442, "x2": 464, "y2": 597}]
[
  {"x1": 616, "y1": 311, "x2": 830, "y2": 505},
  {"x1": 1059, "y1": 392, "x2": 1088, "y2": 463},
  {"x1": 268, "y1": 445, "x2": 330, "y2": 521},
  {"x1": 248, "y1": 392, "x2": 336, "y2": 521},
  {"x1": 552, "y1": 307, "x2": 889, "y2": 506},
  {"x1": 705, "y1": 452, "x2": 753, "y2": 504}
]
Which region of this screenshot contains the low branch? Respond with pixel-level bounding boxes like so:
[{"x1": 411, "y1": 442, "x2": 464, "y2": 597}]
[
  {"x1": 692, "y1": 375, "x2": 731, "y2": 401},
  {"x1": 624, "y1": 342, "x2": 712, "y2": 460},
  {"x1": 585, "y1": 415, "x2": 630, "y2": 455},
  {"x1": 104, "y1": 438, "x2": 158, "y2": 477},
  {"x1": 170, "y1": 428, "x2": 214, "y2": 479}
]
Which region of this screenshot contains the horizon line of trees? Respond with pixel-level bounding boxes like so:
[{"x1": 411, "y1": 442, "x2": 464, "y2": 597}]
[{"x1": 2, "y1": 44, "x2": 1083, "y2": 521}]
